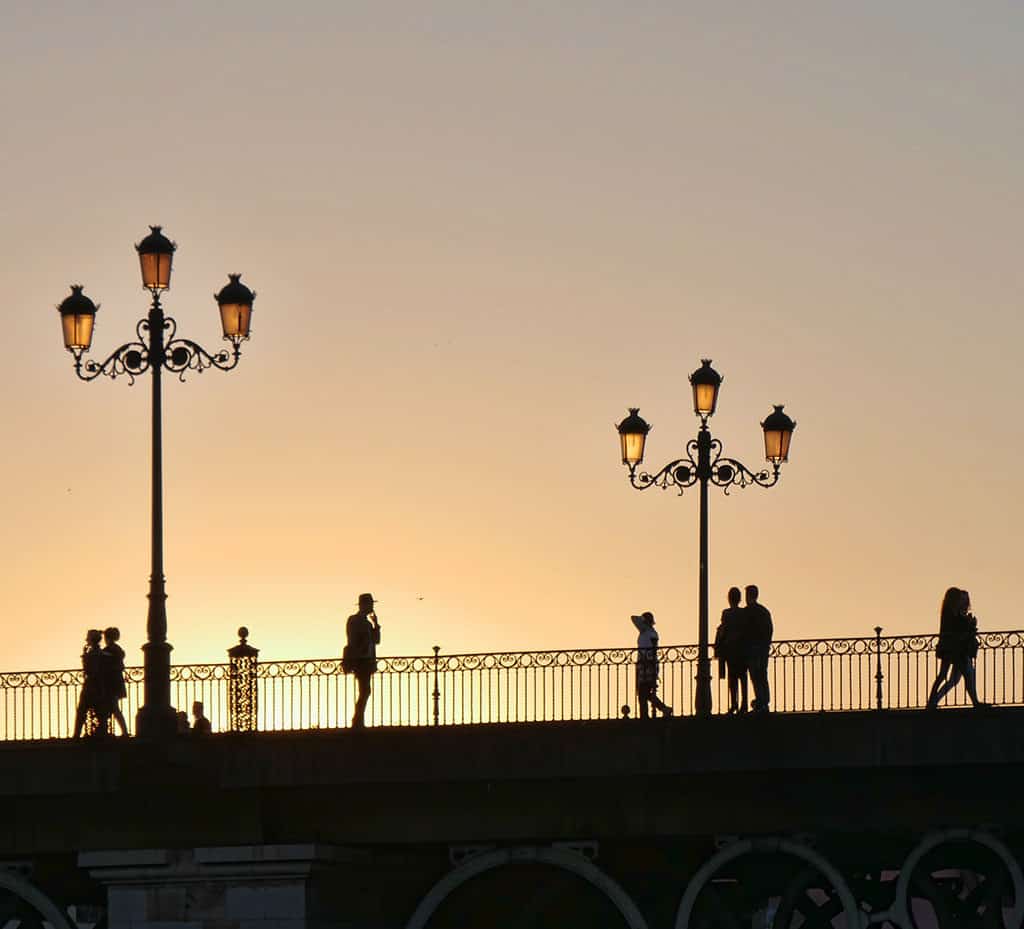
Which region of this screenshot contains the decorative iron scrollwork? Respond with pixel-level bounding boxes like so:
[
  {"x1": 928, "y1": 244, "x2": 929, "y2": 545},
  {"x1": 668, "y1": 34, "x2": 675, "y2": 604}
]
[{"x1": 628, "y1": 436, "x2": 781, "y2": 496}]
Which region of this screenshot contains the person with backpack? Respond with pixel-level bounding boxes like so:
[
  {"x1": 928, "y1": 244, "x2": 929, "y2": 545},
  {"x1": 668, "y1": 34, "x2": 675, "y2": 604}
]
[{"x1": 345, "y1": 593, "x2": 382, "y2": 728}]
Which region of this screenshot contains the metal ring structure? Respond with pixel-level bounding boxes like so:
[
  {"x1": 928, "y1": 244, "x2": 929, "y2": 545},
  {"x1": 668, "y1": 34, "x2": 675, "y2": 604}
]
[
  {"x1": 893, "y1": 828, "x2": 1024, "y2": 929},
  {"x1": 404, "y1": 845, "x2": 649, "y2": 929},
  {"x1": 674, "y1": 837, "x2": 861, "y2": 929},
  {"x1": 0, "y1": 869, "x2": 76, "y2": 929}
]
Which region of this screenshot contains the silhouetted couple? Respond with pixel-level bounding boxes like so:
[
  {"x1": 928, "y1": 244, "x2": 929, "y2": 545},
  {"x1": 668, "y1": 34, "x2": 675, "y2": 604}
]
[
  {"x1": 73, "y1": 627, "x2": 128, "y2": 739},
  {"x1": 926, "y1": 587, "x2": 987, "y2": 709},
  {"x1": 344, "y1": 593, "x2": 381, "y2": 728},
  {"x1": 714, "y1": 585, "x2": 773, "y2": 714},
  {"x1": 631, "y1": 612, "x2": 673, "y2": 719},
  {"x1": 175, "y1": 701, "x2": 212, "y2": 735}
]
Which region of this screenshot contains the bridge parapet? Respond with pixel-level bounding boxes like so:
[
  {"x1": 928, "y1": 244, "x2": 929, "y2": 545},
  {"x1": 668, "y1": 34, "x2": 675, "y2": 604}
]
[{"x1": 3, "y1": 630, "x2": 1023, "y2": 740}]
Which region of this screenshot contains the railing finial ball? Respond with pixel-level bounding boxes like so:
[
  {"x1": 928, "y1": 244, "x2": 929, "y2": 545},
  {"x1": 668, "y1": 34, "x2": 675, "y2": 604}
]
[{"x1": 238, "y1": 626, "x2": 249, "y2": 643}]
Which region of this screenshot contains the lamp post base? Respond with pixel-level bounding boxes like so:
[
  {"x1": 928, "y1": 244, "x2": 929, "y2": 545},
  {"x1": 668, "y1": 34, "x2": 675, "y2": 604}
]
[
  {"x1": 135, "y1": 703, "x2": 179, "y2": 739},
  {"x1": 136, "y1": 639, "x2": 177, "y2": 739},
  {"x1": 695, "y1": 660, "x2": 713, "y2": 718}
]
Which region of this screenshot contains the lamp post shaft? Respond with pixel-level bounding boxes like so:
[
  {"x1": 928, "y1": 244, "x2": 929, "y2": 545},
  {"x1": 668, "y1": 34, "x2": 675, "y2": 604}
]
[
  {"x1": 695, "y1": 425, "x2": 713, "y2": 717},
  {"x1": 137, "y1": 294, "x2": 175, "y2": 738}
]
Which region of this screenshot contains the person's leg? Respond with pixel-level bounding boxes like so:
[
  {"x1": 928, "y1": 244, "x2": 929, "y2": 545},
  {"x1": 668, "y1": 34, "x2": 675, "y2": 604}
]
[
  {"x1": 73, "y1": 696, "x2": 87, "y2": 739},
  {"x1": 650, "y1": 688, "x2": 673, "y2": 716},
  {"x1": 926, "y1": 660, "x2": 952, "y2": 707},
  {"x1": 932, "y1": 666, "x2": 962, "y2": 706},
  {"x1": 727, "y1": 670, "x2": 738, "y2": 713},
  {"x1": 739, "y1": 671, "x2": 749, "y2": 713},
  {"x1": 353, "y1": 670, "x2": 371, "y2": 727},
  {"x1": 111, "y1": 701, "x2": 128, "y2": 736},
  {"x1": 636, "y1": 683, "x2": 651, "y2": 719},
  {"x1": 759, "y1": 654, "x2": 772, "y2": 712},
  {"x1": 751, "y1": 654, "x2": 770, "y2": 712},
  {"x1": 963, "y1": 659, "x2": 983, "y2": 706}
]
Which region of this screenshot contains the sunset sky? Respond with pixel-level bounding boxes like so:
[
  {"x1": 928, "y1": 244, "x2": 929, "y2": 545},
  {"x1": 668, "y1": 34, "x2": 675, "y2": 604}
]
[{"x1": 2, "y1": 2, "x2": 1022, "y2": 672}]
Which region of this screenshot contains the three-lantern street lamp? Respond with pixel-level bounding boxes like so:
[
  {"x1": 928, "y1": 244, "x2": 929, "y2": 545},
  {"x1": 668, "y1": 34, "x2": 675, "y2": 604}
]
[
  {"x1": 56, "y1": 226, "x2": 256, "y2": 739},
  {"x1": 616, "y1": 359, "x2": 795, "y2": 718}
]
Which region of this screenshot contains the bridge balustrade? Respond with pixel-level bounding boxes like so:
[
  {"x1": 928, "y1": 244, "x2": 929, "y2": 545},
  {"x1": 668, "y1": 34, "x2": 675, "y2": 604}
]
[{"x1": 1, "y1": 630, "x2": 1022, "y2": 740}]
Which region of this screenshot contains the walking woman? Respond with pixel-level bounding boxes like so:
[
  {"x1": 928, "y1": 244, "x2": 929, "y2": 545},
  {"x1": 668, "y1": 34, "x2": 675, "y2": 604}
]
[{"x1": 926, "y1": 587, "x2": 986, "y2": 708}]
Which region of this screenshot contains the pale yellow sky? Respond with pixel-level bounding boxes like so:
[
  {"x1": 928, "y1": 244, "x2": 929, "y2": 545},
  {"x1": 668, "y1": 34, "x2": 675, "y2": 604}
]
[{"x1": 2, "y1": 2, "x2": 1022, "y2": 671}]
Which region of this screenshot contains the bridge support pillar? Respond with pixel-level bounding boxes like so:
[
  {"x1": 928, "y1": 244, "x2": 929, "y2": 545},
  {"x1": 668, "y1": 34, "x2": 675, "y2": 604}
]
[{"x1": 80, "y1": 844, "x2": 350, "y2": 929}]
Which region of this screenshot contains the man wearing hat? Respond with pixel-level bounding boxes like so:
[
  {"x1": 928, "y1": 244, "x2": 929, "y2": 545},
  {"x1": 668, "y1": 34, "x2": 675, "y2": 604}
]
[{"x1": 346, "y1": 593, "x2": 381, "y2": 728}]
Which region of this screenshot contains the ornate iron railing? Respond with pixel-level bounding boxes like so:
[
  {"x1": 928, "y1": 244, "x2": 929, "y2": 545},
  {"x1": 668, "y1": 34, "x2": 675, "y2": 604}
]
[{"x1": 1, "y1": 630, "x2": 1022, "y2": 740}]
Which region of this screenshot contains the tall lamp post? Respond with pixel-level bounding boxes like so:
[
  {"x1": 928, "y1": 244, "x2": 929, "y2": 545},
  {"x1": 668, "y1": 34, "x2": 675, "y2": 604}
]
[
  {"x1": 55, "y1": 226, "x2": 257, "y2": 738},
  {"x1": 616, "y1": 359, "x2": 795, "y2": 718}
]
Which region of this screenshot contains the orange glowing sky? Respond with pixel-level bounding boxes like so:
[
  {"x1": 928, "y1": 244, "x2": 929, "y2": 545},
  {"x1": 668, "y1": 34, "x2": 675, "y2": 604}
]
[{"x1": 3, "y1": 3, "x2": 1023, "y2": 671}]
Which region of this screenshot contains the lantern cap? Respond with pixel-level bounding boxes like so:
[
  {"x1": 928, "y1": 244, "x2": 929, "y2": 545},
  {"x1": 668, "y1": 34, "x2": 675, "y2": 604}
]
[
  {"x1": 135, "y1": 225, "x2": 176, "y2": 256},
  {"x1": 761, "y1": 404, "x2": 796, "y2": 433},
  {"x1": 57, "y1": 284, "x2": 98, "y2": 317},
  {"x1": 215, "y1": 273, "x2": 255, "y2": 306},
  {"x1": 616, "y1": 407, "x2": 651, "y2": 436},
  {"x1": 689, "y1": 358, "x2": 723, "y2": 389}
]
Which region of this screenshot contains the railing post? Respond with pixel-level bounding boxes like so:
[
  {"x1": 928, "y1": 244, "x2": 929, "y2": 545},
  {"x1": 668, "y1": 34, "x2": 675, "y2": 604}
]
[
  {"x1": 228, "y1": 626, "x2": 259, "y2": 732},
  {"x1": 874, "y1": 626, "x2": 884, "y2": 710},
  {"x1": 432, "y1": 645, "x2": 441, "y2": 726}
]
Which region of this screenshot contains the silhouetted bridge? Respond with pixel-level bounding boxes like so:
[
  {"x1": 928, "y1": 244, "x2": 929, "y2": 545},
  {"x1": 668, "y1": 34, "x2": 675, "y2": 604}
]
[{"x1": 1, "y1": 701, "x2": 1023, "y2": 927}]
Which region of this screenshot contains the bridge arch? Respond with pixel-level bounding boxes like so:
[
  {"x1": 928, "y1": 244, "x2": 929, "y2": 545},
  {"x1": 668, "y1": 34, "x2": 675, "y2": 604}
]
[
  {"x1": 893, "y1": 827, "x2": 1024, "y2": 929},
  {"x1": 405, "y1": 845, "x2": 648, "y2": 929},
  {"x1": 675, "y1": 837, "x2": 860, "y2": 929},
  {"x1": 0, "y1": 869, "x2": 75, "y2": 929}
]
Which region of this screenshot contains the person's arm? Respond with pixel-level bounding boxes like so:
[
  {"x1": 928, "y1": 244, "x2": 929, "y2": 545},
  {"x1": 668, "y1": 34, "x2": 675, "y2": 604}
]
[
  {"x1": 631, "y1": 615, "x2": 645, "y2": 633},
  {"x1": 371, "y1": 613, "x2": 381, "y2": 645}
]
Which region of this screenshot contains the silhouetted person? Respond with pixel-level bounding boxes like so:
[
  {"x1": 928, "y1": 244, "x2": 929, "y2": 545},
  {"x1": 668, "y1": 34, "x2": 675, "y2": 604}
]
[
  {"x1": 102, "y1": 626, "x2": 128, "y2": 737},
  {"x1": 175, "y1": 711, "x2": 190, "y2": 734},
  {"x1": 632, "y1": 611, "x2": 673, "y2": 719},
  {"x1": 73, "y1": 629, "x2": 110, "y2": 739},
  {"x1": 192, "y1": 700, "x2": 212, "y2": 735},
  {"x1": 744, "y1": 585, "x2": 773, "y2": 714},
  {"x1": 926, "y1": 587, "x2": 986, "y2": 709},
  {"x1": 346, "y1": 593, "x2": 381, "y2": 728},
  {"x1": 714, "y1": 587, "x2": 749, "y2": 714}
]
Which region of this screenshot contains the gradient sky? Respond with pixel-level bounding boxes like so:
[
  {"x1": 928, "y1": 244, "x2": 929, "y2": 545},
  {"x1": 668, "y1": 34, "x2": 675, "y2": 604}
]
[{"x1": 2, "y1": 2, "x2": 1022, "y2": 671}]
